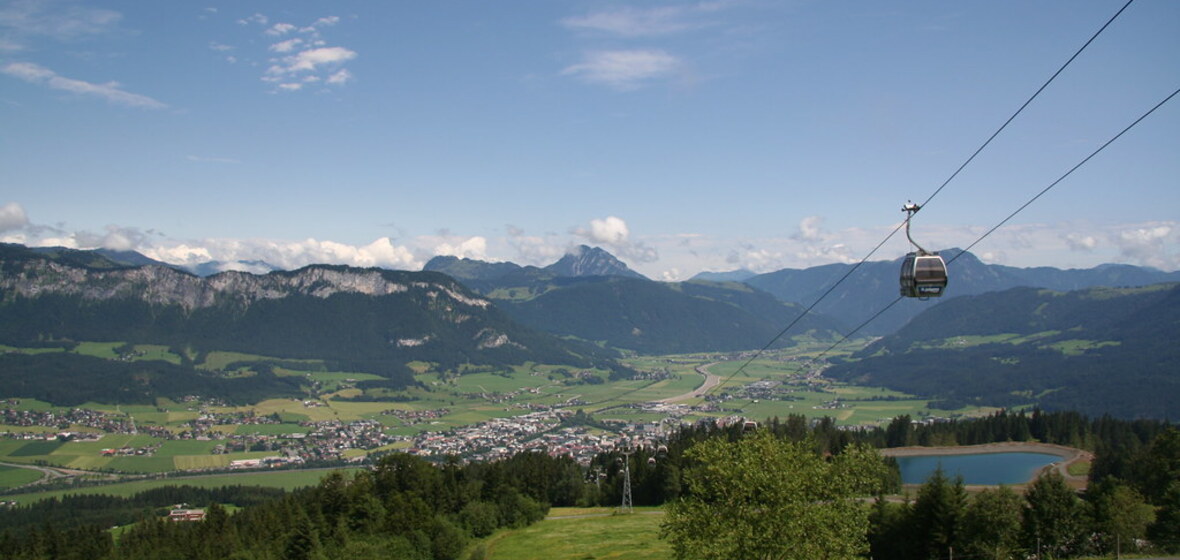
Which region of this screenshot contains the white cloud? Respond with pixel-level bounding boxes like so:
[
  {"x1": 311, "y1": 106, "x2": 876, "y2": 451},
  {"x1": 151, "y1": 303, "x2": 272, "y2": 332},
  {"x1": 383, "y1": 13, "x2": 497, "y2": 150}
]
[
  {"x1": 586, "y1": 216, "x2": 630, "y2": 245},
  {"x1": 561, "y1": 50, "x2": 682, "y2": 90},
  {"x1": 1, "y1": 61, "x2": 167, "y2": 109},
  {"x1": 229, "y1": 13, "x2": 357, "y2": 93},
  {"x1": 268, "y1": 46, "x2": 357, "y2": 78},
  {"x1": 211, "y1": 261, "x2": 274, "y2": 275},
  {"x1": 425, "y1": 234, "x2": 489, "y2": 260},
  {"x1": 0, "y1": 1, "x2": 122, "y2": 42},
  {"x1": 237, "y1": 13, "x2": 268, "y2": 26},
  {"x1": 573, "y1": 216, "x2": 659, "y2": 263},
  {"x1": 1064, "y1": 232, "x2": 1099, "y2": 252},
  {"x1": 6, "y1": 216, "x2": 1176, "y2": 283},
  {"x1": 209, "y1": 41, "x2": 234, "y2": 52},
  {"x1": 326, "y1": 68, "x2": 352, "y2": 85},
  {"x1": 1112, "y1": 224, "x2": 1176, "y2": 269},
  {"x1": 731, "y1": 246, "x2": 785, "y2": 273},
  {"x1": 0, "y1": 202, "x2": 29, "y2": 232},
  {"x1": 265, "y1": 22, "x2": 297, "y2": 36},
  {"x1": 269, "y1": 38, "x2": 303, "y2": 53},
  {"x1": 138, "y1": 237, "x2": 421, "y2": 271},
  {"x1": 141, "y1": 243, "x2": 213, "y2": 264},
  {"x1": 793, "y1": 215, "x2": 825, "y2": 242},
  {"x1": 660, "y1": 268, "x2": 681, "y2": 282},
  {"x1": 506, "y1": 225, "x2": 565, "y2": 266},
  {"x1": 562, "y1": 4, "x2": 725, "y2": 37},
  {"x1": 289, "y1": 46, "x2": 356, "y2": 72}
]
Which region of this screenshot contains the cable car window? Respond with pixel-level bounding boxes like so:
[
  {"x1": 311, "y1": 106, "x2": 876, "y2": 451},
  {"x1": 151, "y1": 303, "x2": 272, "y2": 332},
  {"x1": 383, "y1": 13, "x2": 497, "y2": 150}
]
[{"x1": 915, "y1": 258, "x2": 943, "y2": 280}]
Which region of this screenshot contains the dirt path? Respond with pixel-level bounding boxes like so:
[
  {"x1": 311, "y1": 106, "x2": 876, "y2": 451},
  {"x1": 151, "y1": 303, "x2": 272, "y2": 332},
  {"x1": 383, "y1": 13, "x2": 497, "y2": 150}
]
[{"x1": 658, "y1": 362, "x2": 722, "y2": 404}]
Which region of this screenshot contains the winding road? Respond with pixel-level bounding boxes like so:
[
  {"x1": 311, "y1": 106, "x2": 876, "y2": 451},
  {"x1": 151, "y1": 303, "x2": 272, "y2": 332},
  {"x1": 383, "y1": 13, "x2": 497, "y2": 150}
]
[{"x1": 658, "y1": 362, "x2": 722, "y2": 404}]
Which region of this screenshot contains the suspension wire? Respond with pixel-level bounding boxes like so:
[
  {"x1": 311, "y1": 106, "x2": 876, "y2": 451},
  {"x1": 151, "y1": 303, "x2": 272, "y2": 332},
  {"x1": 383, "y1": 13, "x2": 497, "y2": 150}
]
[
  {"x1": 798, "y1": 86, "x2": 1180, "y2": 375},
  {"x1": 948, "y1": 86, "x2": 1180, "y2": 267},
  {"x1": 915, "y1": 0, "x2": 1135, "y2": 211},
  {"x1": 703, "y1": 0, "x2": 1137, "y2": 398}
]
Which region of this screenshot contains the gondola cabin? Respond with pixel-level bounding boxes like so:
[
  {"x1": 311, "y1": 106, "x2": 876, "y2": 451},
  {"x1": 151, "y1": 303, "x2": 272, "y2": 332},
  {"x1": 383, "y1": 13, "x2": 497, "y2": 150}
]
[{"x1": 900, "y1": 252, "x2": 947, "y2": 298}]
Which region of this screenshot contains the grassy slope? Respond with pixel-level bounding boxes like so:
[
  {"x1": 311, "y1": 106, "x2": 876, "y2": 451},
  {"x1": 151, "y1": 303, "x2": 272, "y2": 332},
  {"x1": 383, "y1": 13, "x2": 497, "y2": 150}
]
[{"x1": 482, "y1": 507, "x2": 670, "y2": 560}]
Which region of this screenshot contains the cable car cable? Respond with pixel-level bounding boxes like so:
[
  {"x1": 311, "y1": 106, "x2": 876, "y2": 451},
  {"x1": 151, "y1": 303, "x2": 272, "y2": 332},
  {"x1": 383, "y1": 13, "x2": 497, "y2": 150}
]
[
  {"x1": 797, "y1": 85, "x2": 1180, "y2": 374},
  {"x1": 701, "y1": 0, "x2": 1140, "y2": 396},
  {"x1": 949, "y1": 86, "x2": 1179, "y2": 265},
  {"x1": 914, "y1": 0, "x2": 1135, "y2": 213}
]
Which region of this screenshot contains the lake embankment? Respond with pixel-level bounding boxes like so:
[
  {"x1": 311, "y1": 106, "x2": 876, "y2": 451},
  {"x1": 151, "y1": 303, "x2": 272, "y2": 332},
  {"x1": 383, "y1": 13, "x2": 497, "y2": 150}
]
[{"x1": 879, "y1": 441, "x2": 1092, "y2": 490}]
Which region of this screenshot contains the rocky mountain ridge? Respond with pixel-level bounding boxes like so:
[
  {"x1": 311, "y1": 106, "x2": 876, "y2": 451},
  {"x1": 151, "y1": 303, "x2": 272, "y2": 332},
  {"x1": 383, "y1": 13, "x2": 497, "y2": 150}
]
[
  {"x1": 3, "y1": 246, "x2": 489, "y2": 312},
  {"x1": 0, "y1": 243, "x2": 618, "y2": 380}
]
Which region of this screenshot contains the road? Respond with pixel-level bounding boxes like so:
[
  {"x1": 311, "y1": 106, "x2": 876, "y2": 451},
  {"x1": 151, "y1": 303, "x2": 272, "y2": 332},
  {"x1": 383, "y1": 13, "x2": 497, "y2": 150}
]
[
  {"x1": 658, "y1": 362, "x2": 722, "y2": 404},
  {"x1": 0, "y1": 461, "x2": 68, "y2": 488}
]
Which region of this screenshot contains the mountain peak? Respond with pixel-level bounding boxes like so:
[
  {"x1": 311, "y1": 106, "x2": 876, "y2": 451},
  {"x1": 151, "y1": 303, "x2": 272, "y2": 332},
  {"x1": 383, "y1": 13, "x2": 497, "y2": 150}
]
[{"x1": 545, "y1": 245, "x2": 647, "y2": 280}]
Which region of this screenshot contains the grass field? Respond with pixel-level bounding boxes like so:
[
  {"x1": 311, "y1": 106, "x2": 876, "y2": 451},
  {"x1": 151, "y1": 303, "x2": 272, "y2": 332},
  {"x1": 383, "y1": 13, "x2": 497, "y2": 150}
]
[
  {"x1": 131, "y1": 344, "x2": 184, "y2": 364},
  {"x1": 0, "y1": 465, "x2": 44, "y2": 490},
  {"x1": 72, "y1": 341, "x2": 123, "y2": 359},
  {"x1": 3, "y1": 468, "x2": 355, "y2": 505},
  {"x1": 483, "y1": 508, "x2": 670, "y2": 560}
]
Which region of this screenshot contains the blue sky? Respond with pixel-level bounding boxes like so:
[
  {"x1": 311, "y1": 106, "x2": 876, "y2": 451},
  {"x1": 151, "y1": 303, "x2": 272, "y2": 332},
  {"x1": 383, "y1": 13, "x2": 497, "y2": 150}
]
[{"x1": 2, "y1": 0, "x2": 1177, "y2": 279}]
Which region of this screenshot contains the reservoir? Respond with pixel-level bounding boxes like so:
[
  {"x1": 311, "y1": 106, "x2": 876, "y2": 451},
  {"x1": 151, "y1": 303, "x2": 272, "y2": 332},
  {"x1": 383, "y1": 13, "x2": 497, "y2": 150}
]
[{"x1": 894, "y1": 452, "x2": 1062, "y2": 485}]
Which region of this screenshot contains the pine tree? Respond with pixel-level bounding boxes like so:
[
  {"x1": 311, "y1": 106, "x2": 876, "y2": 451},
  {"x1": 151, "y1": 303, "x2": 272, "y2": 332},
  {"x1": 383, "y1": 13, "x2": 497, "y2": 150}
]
[{"x1": 911, "y1": 467, "x2": 967, "y2": 559}]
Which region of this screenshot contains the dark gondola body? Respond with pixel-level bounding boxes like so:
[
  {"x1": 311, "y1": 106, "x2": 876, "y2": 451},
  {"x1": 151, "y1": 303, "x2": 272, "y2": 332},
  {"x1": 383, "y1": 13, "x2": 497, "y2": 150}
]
[{"x1": 900, "y1": 252, "x2": 947, "y2": 298}]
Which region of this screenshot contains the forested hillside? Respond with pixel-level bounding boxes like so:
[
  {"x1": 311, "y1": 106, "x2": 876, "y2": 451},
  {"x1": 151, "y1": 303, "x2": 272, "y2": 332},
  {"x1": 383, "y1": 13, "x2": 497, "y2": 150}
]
[
  {"x1": 0, "y1": 243, "x2": 624, "y2": 405},
  {"x1": 827, "y1": 283, "x2": 1180, "y2": 418},
  {"x1": 499, "y1": 276, "x2": 842, "y2": 354},
  {"x1": 428, "y1": 252, "x2": 846, "y2": 354}
]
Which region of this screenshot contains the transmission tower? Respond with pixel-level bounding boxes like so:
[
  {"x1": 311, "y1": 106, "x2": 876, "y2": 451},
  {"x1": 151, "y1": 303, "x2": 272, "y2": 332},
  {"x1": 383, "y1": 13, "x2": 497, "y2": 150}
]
[{"x1": 619, "y1": 448, "x2": 633, "y2": 514}]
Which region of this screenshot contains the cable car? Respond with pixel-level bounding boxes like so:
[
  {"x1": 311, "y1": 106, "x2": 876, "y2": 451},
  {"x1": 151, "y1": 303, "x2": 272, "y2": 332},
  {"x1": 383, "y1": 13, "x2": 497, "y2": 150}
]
[
  {"x1": 899, "y1": 202, "x2": 948, "y2": 298},
  {"x1": 900, "y1": 252, "x2": 947, "y2": 298}
]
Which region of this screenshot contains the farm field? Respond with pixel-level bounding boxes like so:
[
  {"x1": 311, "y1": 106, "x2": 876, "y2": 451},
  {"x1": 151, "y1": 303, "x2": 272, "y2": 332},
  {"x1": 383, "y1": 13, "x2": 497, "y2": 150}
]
[
  {"x1": 3, "y1": 468, "x2": 353, "y2": 505},
  {"x1": 0, "y1": 341, "x2": 995, "y2": 480},
  {"x1": 0, "y1": 464, "x2": 43, "y2": 490}
]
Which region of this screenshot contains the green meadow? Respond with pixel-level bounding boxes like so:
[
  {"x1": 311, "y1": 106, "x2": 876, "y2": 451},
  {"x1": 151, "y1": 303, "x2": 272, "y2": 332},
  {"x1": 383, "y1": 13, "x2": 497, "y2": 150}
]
[
  {"x1": 481, "y1": 508, "x2": 670, "y2": 560},
  {"x1": 3, "y1": 468, "x2": 354, "y2": 505},
  {"x1": 0, "y1": 465, "x2": 44, "y2": 490}
]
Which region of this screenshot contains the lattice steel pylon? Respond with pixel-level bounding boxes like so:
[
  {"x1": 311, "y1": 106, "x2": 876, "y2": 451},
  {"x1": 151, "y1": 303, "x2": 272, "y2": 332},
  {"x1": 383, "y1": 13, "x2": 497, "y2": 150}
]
[{"x1": 619, "y1": 449, "x2": 633, "y2": 514}]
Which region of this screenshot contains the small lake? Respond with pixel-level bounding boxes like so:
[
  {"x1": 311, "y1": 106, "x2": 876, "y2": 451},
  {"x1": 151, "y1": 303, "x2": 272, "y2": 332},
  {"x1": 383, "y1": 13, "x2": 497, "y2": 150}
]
[{"x1": 894, "y1": 452, "x2": 1062, "y2": 485}]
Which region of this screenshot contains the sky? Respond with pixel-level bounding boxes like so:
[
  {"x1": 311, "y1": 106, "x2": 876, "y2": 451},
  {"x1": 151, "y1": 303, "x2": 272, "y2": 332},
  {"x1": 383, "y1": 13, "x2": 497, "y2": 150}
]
[{"x1": 1, "y1": 0, "x2": 1178, "y2": 280}]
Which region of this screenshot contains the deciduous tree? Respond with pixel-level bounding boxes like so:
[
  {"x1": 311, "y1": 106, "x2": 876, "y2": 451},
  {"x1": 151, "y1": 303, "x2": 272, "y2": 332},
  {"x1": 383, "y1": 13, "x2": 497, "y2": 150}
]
[{"x1": 660, "y1": 431, "x2": 888, "y2": 560}]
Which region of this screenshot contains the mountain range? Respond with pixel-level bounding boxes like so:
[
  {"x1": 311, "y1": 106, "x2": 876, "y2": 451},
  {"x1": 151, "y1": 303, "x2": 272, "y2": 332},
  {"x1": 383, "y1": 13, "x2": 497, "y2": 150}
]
[
  {"x1": 740, "y1": 248, "x2": 1180, "y2": 334},
  {"x1": 427, "y1": 245, "x2": 1180, "y2": 340},
  {"x1": 2, "y1": 241, "x2": 1177, "y2": 417},
  {"x1": 426, "y1": 246, "x2": 842, "y2": 354},
  {"x1": 0, "y1": 243, "x2": 622, "y2": 404}
]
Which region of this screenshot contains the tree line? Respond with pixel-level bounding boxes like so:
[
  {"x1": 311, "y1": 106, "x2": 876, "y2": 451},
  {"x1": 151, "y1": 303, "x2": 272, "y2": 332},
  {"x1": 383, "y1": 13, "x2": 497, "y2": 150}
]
[
  {"x1": 1, "y1": 409, "x2": 1177, "y2": 559},
  {"x1": 0, "y1": 451, "x2": 577, "y2": 560}
]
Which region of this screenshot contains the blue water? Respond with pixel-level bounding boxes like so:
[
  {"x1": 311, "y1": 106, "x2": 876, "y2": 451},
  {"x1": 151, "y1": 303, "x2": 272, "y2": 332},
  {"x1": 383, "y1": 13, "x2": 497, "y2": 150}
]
[{"x1": 894, "y1": 452, "x2": 1062, "y2": 485}]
